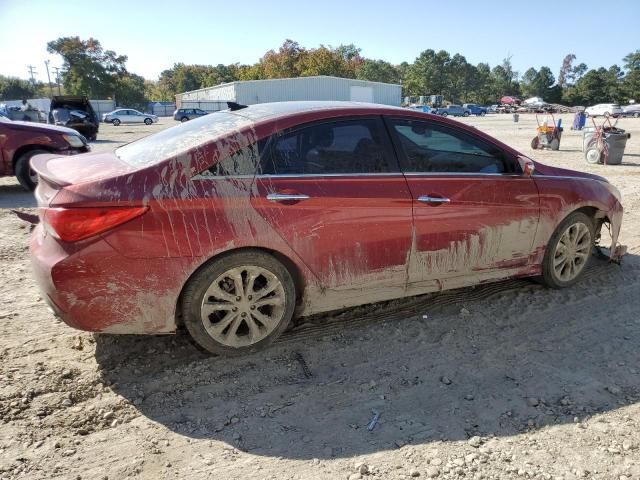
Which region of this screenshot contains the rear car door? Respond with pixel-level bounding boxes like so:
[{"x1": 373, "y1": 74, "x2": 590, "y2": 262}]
[
  {"x1": 386, "y1": 117, "x2": 540, "y2": 286},
  {"x1": 251, "y1": 117, "x2": 414, "y2": 291}
]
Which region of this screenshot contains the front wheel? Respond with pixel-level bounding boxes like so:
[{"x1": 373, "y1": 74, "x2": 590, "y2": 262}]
[
  {"x1": 442, "y1": 112, "x2": 448, "y2": 117},
  {"x1": 112, "y1": 119, "x2": 121, "y2": 126},
  {"x1": 480, "y1": 111, "x2": 486, "y2": 116},
  {"x1": 181, "y1": 116, "x2": 189, "y2": 122},
  {"x1": 181, "y1": 251, "x2": 296, "y2": 356},
  {"x1": 144, "y1": 118, "x2": 153, "y2": 125},
  {"x1": 463, "y1": 112, "x2": 470, "y2": 117},
  {"x1": 15, "y1": 149, "x2": 47, "y2": 191},
  {"x1": 541, "y1": 212, "x2": 594, "y2": 288}
]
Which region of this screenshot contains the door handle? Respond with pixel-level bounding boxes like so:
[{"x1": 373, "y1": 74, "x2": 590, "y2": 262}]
[
  {"x1": 417, "y1": 195, "x2": 450, "y2": 204},
  {"x1": 266, "y1": 193, "x2": 311, "y2": 202}
]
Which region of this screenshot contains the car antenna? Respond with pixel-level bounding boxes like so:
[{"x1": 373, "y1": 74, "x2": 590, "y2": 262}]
[{"x1": 227, "y1": 102, "x2": 248, "y2": 111}]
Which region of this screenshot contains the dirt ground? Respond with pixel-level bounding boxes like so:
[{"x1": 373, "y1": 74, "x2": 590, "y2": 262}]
[{"x1": 1, "y1": 114, "x2": 639, "y2": 480}]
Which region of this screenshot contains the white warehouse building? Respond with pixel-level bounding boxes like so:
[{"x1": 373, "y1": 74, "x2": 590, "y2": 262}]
[{"x1": 175, "y1": 75, "x2": 401, "y2": 111}]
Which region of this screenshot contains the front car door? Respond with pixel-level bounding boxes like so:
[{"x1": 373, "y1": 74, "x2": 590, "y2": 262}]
[
  {"x1": 250, "y1": 116, "x2": 414, "y2": 313},
  {"x1": 386, "y1": 117, "x2": 540, "y2": 290}
]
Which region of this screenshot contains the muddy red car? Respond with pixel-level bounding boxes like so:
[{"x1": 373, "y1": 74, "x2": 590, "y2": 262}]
[
  {"x1": 0, "y1": 115, "x2": 89, "y2": 190},
  {"x1": 29, "y1": 102, "x2": 624, "y2": 355}
]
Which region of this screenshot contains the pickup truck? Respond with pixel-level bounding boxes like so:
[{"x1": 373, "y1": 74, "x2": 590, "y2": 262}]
[
  {"x1": 463, "y1": 104, "x2": 488, "y2": 116},
  {"x1": 432, "y1": 105, "x2": 468, "y2": 117}
]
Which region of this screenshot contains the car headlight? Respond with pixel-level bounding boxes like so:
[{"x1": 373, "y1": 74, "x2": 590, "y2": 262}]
[{"x1": 63, "y1": 134, "x2": 85, "y2": 148}]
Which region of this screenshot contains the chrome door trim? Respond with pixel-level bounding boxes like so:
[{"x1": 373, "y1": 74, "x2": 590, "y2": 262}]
[
  {"x1": 266, "y1": 193, "x2": 311, "y2": 202},
  {"x1": 417, "y1": 195, "x2": 451, "y2": 204}
]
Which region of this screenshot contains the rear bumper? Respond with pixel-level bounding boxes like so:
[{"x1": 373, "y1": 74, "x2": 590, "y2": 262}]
[{"x1": 30, "y1": 225, "x2": 187, "y2": 334}]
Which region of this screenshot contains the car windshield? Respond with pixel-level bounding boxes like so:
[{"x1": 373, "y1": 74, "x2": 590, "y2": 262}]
[{"x1": 115, "y1": 110, "x2": 253, "y2": 167}]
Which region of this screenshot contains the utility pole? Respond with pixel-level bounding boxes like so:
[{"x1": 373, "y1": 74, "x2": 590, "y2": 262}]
[
  {"x1": 52, "y1": 67, "x2": 62, "y2": 95},
  {"x1": 27, "y1": 65, "x2": 37, "y2": 86},
  {"x1": 44, "y1": 60, "x2": 53, "y2": 98}
]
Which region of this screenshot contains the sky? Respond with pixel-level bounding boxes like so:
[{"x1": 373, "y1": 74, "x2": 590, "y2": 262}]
[{"x1": 1, "y1": 0, "x2": 638, "y2": 82}]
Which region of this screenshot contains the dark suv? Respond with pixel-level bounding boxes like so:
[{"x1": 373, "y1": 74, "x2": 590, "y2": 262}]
[
  {"x1": 0, "y1": 116, "x2": 89, "y2": 190},
  {"x1": 49, "y1": 96, "x2": 99, "y2": 141},
  {"x1": 173, "y1": 108, "x2": 209, "y2": 122}
]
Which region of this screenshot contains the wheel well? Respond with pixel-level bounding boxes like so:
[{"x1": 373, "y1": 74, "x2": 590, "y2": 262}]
[
  {"x1": 12, "y1": 144, "x2": 55, "y2": 169},
  {"x1": 174, "y1": 246, "x2": 305, "y2": 329}
]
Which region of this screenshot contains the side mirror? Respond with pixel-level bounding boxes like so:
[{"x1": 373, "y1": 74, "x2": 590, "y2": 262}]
[{"x1": 518, "y1": 156, "x2": 535, "y2": 176}]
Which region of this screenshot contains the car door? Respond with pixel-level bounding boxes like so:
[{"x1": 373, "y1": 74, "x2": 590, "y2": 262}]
[
  {"x1": 251, "y1": 116, "x2": 414, "y2": 292},
  {"x1": 386, "y1": 117, "x2": 540, "y2": 287}
]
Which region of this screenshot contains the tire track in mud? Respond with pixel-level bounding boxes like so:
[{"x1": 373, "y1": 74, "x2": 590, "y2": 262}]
[{"x1": 279, "y1": 256, "x2": 638, "y2": 345}]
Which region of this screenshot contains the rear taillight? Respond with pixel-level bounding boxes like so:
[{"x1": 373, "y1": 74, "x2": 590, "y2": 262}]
[{"x1": 42, "y1": 206, "x2": 148, "y2": 242}]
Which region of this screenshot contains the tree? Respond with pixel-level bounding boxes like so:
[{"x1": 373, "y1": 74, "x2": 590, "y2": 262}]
[
  {"x1": 47, "y1": 36, "x2": 127, "y2": 98},
  {"x1": 297, "y1": 46, "x2": 351, "y2": 77},
  {"x1": 623, "y1": 50, "x2": 640, "y2": 101},
  {"x1": 0, "y1": 75, "x2": 38, "y2": 100},
  {"x1": 114, "y1": 73, "x2": 146, "y2": 108},
  {"x1": 558, "y1": 53, "x2": 576, "y2": 88},
  {"x1": 356, "y1": 59, "x2": 399, "y2": 84},
  {"x1": 260, "y1": 39, "x2": 306, "y2": 78}
]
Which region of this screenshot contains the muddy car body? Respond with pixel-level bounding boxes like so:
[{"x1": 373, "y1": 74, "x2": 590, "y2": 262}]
[
  {"x1": 0, "y1": 115, "x2": 89, "y2": 190},
  {"x1": 29, "y1": 101, "x2": 624, "y2": 355}
]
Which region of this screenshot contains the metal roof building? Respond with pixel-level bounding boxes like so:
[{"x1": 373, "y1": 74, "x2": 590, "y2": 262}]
[{"x1": 175, "y1": 76, "x2": 401, "y2": 110}]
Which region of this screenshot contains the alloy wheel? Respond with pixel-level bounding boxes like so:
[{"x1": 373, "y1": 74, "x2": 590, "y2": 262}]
[
  {"x1": 552, "y1": 222, "x2": 591, "y2": 282},
  {"x1": 200, "y1": 266, "x2": 286, "y2": 348}
]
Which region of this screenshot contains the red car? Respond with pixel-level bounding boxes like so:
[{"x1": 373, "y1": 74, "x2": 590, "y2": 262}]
[
  {"x1": 0, "y1": 115, "x2": 89, "y2": 190},
  {"x1": 29, "y1": 102, "x2": 624, "y2": 355}
]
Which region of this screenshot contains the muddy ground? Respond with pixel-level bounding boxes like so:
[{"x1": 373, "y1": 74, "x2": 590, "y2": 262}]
[{"x1": 1, "y1": 114, "x2": 639, "y2": 480}]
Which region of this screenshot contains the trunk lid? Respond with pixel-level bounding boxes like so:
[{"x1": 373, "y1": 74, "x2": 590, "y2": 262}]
[{"x1": 30, "y1": 151, "x2": 136, "y2": 188}]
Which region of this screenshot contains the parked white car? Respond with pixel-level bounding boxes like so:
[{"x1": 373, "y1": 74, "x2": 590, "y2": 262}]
[
  {"x1": 584, "y1": 103, "x2": 623, "y2": 117},
  {"x1": 102, "y1": 109, "x2": 158, "y2": 126}
]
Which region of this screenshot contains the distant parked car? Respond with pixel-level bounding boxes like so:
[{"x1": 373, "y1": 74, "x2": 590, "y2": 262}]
[
  {"x1": 621, "y1": 104, "x2": 640, "y2": 118},
  {"x1": 102, "y1": 109, "x2": 158, "y2": 126},
  {"x1": 433, "y1": 105, "x2": 468, "y2": 117},
  {"x1": 49, "y1": 96, "x2": 99, "y2": 141},
  {"x1": 462, "y1": 104, "x2": 487, "y2": 116},
  {"x1": 487, "y1": 105, "x2": 499, "y2": 113},
  {"x1": 584, "y1": 103, "x2": 623, "y2": 118},
  {"x1": 174, "y1": 108, "x2": 209, "y2": 122},
  {"x1": 0, "y1": 115, "x2": 89, "y2": 190}
]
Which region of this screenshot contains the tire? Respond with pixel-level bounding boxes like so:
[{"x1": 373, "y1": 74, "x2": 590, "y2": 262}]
[
  {"x1": 15, "y1": 149, "x2": 47, "y2": 191},
  {"x1": 112, "y1": 119, "x2": 121, "y2": 126},
  {"x1": 181, "y1": 250, "x2": 296, "y2": 356},
  {"x1": 480, "y1": 111, "x2": 486, "y2": 117},
  {"x1": 181, "y1": 116, "x2": 189, "y2": 122},
  {"x1": 550, "y1": 138, "x2": 560, "y2": 151},
  {"x1": 88, "y1": 133, "x2": 97, "y2": 142},
  {"x1": 634, "y1": 112, "x2": 639, "y2": 118},
  {"x1": 463, "y1": 112, "x2": 470, "y2": 117},
  {"x1": 531, "y1": 136, "x2": 540, "y2": 149},
  {"x1": 144, "y1": 118, "x2": 153, "y2": 125},
  {"x1": 541, "y1": 212, "x2": 594, "y2": 288},
  {"x1": 585, "y1": 147, "x2": 603, "y2": 164},
  {"x1": 604, "y1": 112, "x2": 610, "y2": 117},
  {"x1": 442, "y1": 112, "x2": 448, "y2": 117}
]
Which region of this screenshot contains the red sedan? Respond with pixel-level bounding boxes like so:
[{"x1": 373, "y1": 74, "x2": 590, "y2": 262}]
[{"x1": 30, "y1": 102, "x2": 625, "y2": 355}]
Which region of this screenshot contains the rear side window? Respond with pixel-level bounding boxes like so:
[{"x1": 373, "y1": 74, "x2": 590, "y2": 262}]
[
  {"x1": 260, "y1": 118, "x2": 395, "y2": 175},
  {"x1": 116, "y1": 111, "x2": 253, "y2": 168},
  {"x1": 390, "y1": 119, "x2": 510, "y2": 174},
  {"x1": 201, "y1": 140, "x2": 264, "y2": 177}
]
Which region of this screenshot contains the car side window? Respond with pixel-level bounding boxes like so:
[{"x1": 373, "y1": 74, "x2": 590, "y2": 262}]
[
  {"x1": 260, "y1": 118, "x2": 394, "y2": 175},
  {"x1": 389, "y1": 119, "x2": 510, "y2": 174}
]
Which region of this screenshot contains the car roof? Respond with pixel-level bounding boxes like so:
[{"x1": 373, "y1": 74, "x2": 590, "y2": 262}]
[{"x1": 226, "y1": 101, "x2": 405, "y2": 122}]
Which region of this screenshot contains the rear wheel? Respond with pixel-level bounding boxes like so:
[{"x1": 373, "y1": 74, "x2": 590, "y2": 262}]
[
  {"x1": 15, "y1": 149, "x2": 47, "y2": 191},
  {"x1": 463, "y1": 111, "x2": 470, "y2": 117},
  {"x1": 531, "y1": 136, "x2": 540, "y2": 149},
  {"x1": 181, "y1": 116, "x2": 189, "y2": 122},
  {"x1": 181, "y1": 251, "x2": 296, "y2": 356},
  {"x1": 550, "y1": 138, "x2": 560, "y2": 151},
  {"x1": 480, "y1": 111, "x2": 486, "y2": 116},
  {"x1": 112, "y1": 119, "x2": 121, "y2": 126},
  {"x1": 442, "y1": 112, "x2": 448, "y2": 117},
  {"x1": 144, "y1": 118, "x2": 153, "y2": 125},
  {"x1": 542, "y1": 212, "x2": 594, "y2": 288},
  {"x1": 634, "y1": 112, "x2": 639, "y2": 118}
]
